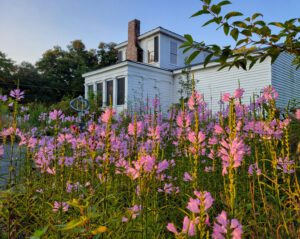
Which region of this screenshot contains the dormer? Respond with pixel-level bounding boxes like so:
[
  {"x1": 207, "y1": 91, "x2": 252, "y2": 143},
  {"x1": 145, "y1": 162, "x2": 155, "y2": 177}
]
[{"x1": 115, "y1": 20, "x2": 205, "y2": 70}]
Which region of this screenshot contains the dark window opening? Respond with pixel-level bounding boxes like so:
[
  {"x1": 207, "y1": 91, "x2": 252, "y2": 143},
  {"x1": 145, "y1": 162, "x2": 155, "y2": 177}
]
[
  {"x1": 154, "y1": 36, "x2": 159, "y2": 62},
  {"x1": 117, "y1": 51, "x2": 123, "y2": 62},
  {"x1": 117, "y1": 78, "x2": 125, "y2": 105},
  {"x1": 88, "y1": 85, "x2": 94, "y2": 100},
  {"x1": 96, "y1": 82, "x2": 103, "y2": 107},
  {"x1": 106, "y1": 80, "x2": 113, "y2": 106}
]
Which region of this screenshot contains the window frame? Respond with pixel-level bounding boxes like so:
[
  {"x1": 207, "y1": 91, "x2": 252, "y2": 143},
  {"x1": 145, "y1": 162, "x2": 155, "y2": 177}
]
[
  {"x1": 106, "y1": 80, "x2": 114, "y2": 106},
  {"x1": 170, "y1": 40, "x2": 178, "y2": 65},
  {"x1": 117, "y1": 77, "x2": 125, "y2": 105}
]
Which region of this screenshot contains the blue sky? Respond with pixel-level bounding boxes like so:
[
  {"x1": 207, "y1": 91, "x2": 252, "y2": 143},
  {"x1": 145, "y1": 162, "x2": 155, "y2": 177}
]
[{"x1": 0, "y1": 0, "x2": 299, "y2": 64}]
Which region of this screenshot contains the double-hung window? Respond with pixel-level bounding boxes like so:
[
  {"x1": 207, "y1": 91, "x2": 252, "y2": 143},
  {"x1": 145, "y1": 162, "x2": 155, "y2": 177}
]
[{"x1": 170, "y1": 41, "x2": 177, "y2": 65}]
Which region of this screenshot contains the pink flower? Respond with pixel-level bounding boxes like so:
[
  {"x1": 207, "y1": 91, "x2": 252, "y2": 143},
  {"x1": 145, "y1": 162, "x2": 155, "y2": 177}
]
[
  {"x1": 183, "y1": 172, "x2": 193, "y2": 181},
  {"x1": 212, "y1": 211, "x2": 243, "y2": 239},
  {"x1": 9, "y1": 89, "x2": 25, "y2": 101},
  {"x1": 188, "y1": 91, "x2": 203, "y2": 110},
  {"x1": 53, "y1": 201, "x2": 69, "y2": 213},
  {"x1": 156, "y1": 160, "x2": 169, "y2": 174},
  {"x1": 219, "y1": 137, "x2": 246, "y2": 175},
  {"x1": 166, "y1": 223, "x2": 178, "y2": 235},
  {"x1": 262, "y1": 86, "x2": 279, "y2": 101},
  {"x1": 128, "y1": 121, "x2": 143, "y2": 136},
  {"x1": 214, "y1": 124, "x2": 224, "y2": 134},
  {"x1": 49, "y1": 110, "x2": 64, "y2": 121},
  {"x1": 248, "y1": 163, "x2": 261, "y2": 176},
  {"x1": 101, "y1": 108, "x2": 115, "y2": 123},
  {"x1": 0, "y1": 145, "x2": 4, "y2": 157},
  {"x1": 295, "y1": 109, "x2": 300, "y2": 120},
  {"x1": 187, "y1": 198, "x2": 200, "y2": 213},
  {"x1": 222, "y1": 93, "x2": 231, "y2": 102},
  {"x1": 0, "y1": 95, "x2": 7, "y2": 102},
  {"x1": 182, "y1": 216, "x2": 196, "y2": 236},
  {"x1": 234, "y1": 88, "x2": 244, "y2": 99}
]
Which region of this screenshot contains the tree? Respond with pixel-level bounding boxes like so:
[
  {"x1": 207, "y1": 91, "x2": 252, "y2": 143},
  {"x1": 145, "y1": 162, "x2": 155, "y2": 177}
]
[
  {"x1": 182, "y1": 0, "x2": 300, "y2": 70},
  {"x1": 0, "y1": 51, "x2": 16, "y2": 94},
  {"x1": 97, "y1": 42, "x2": 118, "y2": 68}
]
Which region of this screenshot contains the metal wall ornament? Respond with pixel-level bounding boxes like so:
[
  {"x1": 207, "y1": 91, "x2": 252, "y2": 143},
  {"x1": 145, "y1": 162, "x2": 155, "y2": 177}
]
[{"x1": 70, "y1": 95, "x2": 90, "y2": 131}]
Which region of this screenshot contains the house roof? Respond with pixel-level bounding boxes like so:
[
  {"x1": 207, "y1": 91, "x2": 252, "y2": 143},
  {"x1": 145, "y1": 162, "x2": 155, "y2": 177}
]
[
  {"x1": 115, "y1": 26, "x2": 187, "y2": 49},
  {"x1": 83, "y1": 60, "x2": 172, "y2": 78}
]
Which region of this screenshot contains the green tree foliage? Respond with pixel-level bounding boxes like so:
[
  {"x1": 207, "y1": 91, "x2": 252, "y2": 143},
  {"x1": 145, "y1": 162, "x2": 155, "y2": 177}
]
[
  {"x1": 0, "y1": 40, "x2": 118, "y2": 103},
  {"x1": 0, "y1": 51, "x2": 16, "y2": 94},
  {"x1": 182, "y1": 0, "x2": 300, "y2": 70}
]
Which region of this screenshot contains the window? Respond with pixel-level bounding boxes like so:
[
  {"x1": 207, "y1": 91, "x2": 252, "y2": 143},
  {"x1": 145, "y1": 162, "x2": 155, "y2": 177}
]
[
  {"x1": 106, "y1": 80, "x2": 113, "y2": 106},
  {"x1": 117, "y1": 50, "x2": 123, "y2": 62},
  {"x1": 147, "y1": 36, "x2": 159, "y2": 63},
  {"x1": 154, "y1": 36, "x2": 159, "y2": 62},
  {"x1": 170, "y1": 41, "x2": 177, "y2": 65},
  {"x1": 88, "y1": 85, "x2": 94, "y2": 100},
  {"x1": 117, "y1": 78, "x2": 125, "y2": 105},
  {"x1": 96, "y1": 82, "x2": 103, "y2": 107}
]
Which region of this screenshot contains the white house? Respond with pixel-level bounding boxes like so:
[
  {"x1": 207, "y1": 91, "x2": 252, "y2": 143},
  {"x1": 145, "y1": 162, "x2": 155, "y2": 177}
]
[{"x1": 83, "y1": 19, "x2": 300, "y2": 113}]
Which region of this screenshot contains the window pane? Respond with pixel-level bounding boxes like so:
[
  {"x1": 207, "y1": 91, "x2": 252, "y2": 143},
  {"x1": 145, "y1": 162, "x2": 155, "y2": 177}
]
[
  {"x1": 106, "y1": 81, "x2": 113, "y2": 106},
  {"x1": 88, "y1": 85, "x2": 94, "y2": 99},
  {"x1": 117, "y1": 78, "x2": 125, "y2": 105},
  {"x1": 170, "y1": 41, "x2": 177, "y2": 64},
  {"x1": 97, "y1": 83, "x2": 103, "y2": 107},
  {"x1": 154, "y1": 36, "x2": 159, "y2": 62}
]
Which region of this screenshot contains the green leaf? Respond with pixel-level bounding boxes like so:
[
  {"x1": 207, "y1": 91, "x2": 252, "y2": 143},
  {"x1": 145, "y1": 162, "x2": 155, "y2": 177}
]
[
  {"x1": 241, "y1": 29, "x2": 252, "y2": 36},
  {"x1": 269, "y1": 22, "x2": 284, "y2": 28},
  {"x1": 202, "y1": 18, "x2": 216, "y2": 27},
  {"x1": 233, "y1": 21, "x2": 248, "y2": 28},
  {"x1": 249, "y1": 59, "x2": 258, "y2": 70},
  {"x1": 223, "y1": 23, "x2": 230, "y2": 35},
  {"x1": 187, "y1": 51, "x2": 200, "y2": 64},
  {"x1": 252, "y1": 13, "x2": 263, "y2": 20},
  {"x1": 236, "y1": 38, "x2": 248, "y2": 46},
  {"x1": 184, "y1": 34, "x2": 194, "y2": 44},
  {"x1": 204, "y1": 0, "x2": 211, "y2": 5},
  {"x1": 211, "y1": 5, "x2": 221, "y2": 15},
  {"x1": 191, "y1": 9, "x2": 209, "y2": 17},
  {"x1": 230, "y1": 28, "x2": 239, "y2": 41},
  {"x1": 218, "y1": 0, "x2": 231, "y2": 6},
  {"x1": 254, "y1": 20, "x2": 266, "y2": 26},
  {"x1": 30, "y1": 226, "x2": 49, "y2": 239},
  {"x1": 225, "y1": 11, "x2": 243, "y2": 20},
  {"x1": 203, "y1": 53, "x2": 214, "y2": 67}
]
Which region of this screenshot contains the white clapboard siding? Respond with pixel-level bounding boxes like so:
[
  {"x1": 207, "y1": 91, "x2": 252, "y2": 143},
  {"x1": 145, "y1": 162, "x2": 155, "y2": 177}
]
[
  {"x1": 173, "y1": 58, "x2": 272, "y2": 112},
  {"x1": 271, "y1": 52, "x2": 300, "y2": 109},
  {"x1": 127, "y1": 63, "x2": 173, "y2": 113}
]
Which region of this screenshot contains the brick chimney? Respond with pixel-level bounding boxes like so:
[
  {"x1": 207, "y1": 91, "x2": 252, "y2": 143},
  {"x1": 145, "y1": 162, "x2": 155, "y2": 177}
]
[{"x1": 126, "y1": 19, "x2": 143, "y2": 62}]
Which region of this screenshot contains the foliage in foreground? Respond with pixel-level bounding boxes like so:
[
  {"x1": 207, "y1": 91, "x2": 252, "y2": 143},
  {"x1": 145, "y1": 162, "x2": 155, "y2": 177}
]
[{"x1": 0, "y1": 86, "x2": 299, "y2": 238}]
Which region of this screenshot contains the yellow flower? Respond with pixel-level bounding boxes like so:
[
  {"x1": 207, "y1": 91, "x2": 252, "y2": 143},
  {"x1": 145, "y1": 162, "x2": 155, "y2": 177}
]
[{"x1": 91, "y1": 226, "x2": 108, "y2": 235}]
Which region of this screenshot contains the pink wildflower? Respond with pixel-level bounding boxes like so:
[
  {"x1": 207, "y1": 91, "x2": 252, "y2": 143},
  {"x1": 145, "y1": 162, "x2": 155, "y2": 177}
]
[
  {"x1": 9, "y1": 89, "x2": 25, "y2": 101},
  {"x1": 188, "y1": 91, "x2": 203, "y2": 110},
  {"x1": 0, "y1": 145, "x2": 4, "y2": 157},
  {"x1": 262, "y1": 85, "x2": 279, "y2": 101},
  {"x1": 183, "y1": 172, "x2": 193, "y2": 181},
  {"x1": 219, "y1": 137, "x2": 246, "y2": 175},
  {"x1": 234, "y1": 88, "x2": 245, "y2": 99},
  {"x1": 128, "y1": 121, "x2": 143, "y2": 136},
  {"x1": 53, "y1": 201, "x2": 69, "y2": 213},
  {"x1": 295, "y1": 109, "x2": 300, "y2": 120},
  {"x1": 166, "y1": 223, "x2": 178, "y2": 235},
  {"x1": 49, "y1": 110, "x2": 64, "y2": 121},
  {"x1": 222, "y1": 93, "x2": 231, "y2": 102},
  {"x1": 212, "y1": 211, "x2": 243, "y2": 239},
  {"x1": 0, "y1": 95, "x2": 7, "y2": 102},
  {"x1": 101, "y1": 108, "x2": 115, "y2": 123}
]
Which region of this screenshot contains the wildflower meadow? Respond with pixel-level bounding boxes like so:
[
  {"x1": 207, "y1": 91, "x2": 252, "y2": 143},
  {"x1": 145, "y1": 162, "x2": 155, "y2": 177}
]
[{"x1": 0, "y1": 84, "x2": 299, "y2": 238}]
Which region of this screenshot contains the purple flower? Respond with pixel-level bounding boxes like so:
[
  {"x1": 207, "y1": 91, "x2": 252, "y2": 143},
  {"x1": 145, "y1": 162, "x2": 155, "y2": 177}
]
[
  {"x1": 9, "y1": 89, "x2": 25, "y2": 101},
  {"x1": 0, "y1": 95, "x2": 7, "y2": 102},
  {"x1": 49, "y1": 110, "x2": 64, "y2": 121},
  {"x1": 183, "y1": 172, "x2": 193, "y2": 181},
  {"x1": 212, "y1": 211, "x2": 243, "y2": 239},
  {"x1": 234, "y1": 88, "x2": 245, "y2": 99},
  {"x1": 53, "y1": 201, "x2": 69, "y2": 213},
  {"x1": 0, "y1": 145, "x2": 4, "y2": 157}
]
